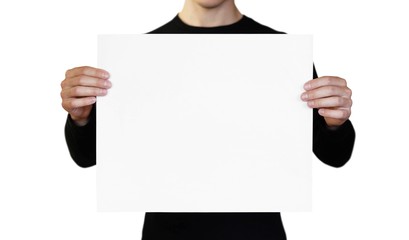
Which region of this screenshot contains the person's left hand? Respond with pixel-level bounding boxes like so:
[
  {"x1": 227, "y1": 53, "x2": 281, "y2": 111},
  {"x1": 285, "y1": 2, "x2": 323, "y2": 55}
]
[{"x1": 301, "y1": 76, "x2": 352, "y2": 128}]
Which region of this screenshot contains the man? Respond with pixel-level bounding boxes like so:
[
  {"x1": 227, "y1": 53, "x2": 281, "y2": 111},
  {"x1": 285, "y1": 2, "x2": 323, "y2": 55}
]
[{"x1": 61, "y1": 0, "x2": 355, "y2": 239}]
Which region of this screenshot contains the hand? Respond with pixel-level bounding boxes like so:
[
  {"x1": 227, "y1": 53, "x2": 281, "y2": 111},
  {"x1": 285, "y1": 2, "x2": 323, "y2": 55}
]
[
  {"x1": 301, "y1": 76, "x2": 352, "y2": 127},
  {"x1": 60, "y1": 66, "x2": 111, "y2": 126}
]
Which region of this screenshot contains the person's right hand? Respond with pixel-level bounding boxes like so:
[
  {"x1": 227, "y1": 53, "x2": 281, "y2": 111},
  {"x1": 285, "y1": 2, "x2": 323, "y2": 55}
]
[{"x1": 61, "y1": 66, "x2": 111, "y2": 126}]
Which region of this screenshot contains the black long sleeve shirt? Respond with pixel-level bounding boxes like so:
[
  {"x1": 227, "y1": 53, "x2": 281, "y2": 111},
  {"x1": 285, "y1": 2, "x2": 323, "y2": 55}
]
[{"x1": 65, "y1": 15, "x2": 355, "y2": 240}]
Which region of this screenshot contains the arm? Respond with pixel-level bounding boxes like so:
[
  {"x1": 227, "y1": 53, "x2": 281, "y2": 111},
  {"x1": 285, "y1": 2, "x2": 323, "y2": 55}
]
[
  {"x1": 61, "y1": 66, "x2": 111, "y2": 168},
  {"x1": 64, "y1": 104, "x2": 97, "y2": 168},
  {"x1": 308, "y1": 67, "x2": 356, "y2": 167},
  {"x1": 313, "y1": 108, "x2": 355, "y2": 167}
]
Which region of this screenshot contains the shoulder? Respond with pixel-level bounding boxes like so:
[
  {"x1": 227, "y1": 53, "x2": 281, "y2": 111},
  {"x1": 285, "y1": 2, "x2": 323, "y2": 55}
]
[
  {"x1": 240, "y1": 15, "x2": 286, "y2": 34},
  {"x1": 149, "y1": 16, "x2": 181, "y2": 34}
]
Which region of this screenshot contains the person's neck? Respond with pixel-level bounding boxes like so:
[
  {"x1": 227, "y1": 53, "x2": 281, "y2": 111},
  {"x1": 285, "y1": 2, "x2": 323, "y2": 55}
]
[{"x1": 178, "y1": 0, "x2": 242, "y2": 27}]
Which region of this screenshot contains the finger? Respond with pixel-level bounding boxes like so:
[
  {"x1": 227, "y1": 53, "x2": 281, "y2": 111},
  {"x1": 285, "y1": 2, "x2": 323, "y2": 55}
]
[
  {"x1": 65, "y1": 66, "x2": 109, "y2": 79},
  {"x1": 304, "y1": 76, "x2": 347, "y2": 90},
  {"x1": 62, "y1": 97, "x2": 96, "y2": 112},
  {"x1": 62, "y1": 75, "x2": 112, "y2": 89},
  {"x1": 61, "y1": 86, "x2": 108, "y2": 99},
  {"x1": 307, "y1": 96, "x2": 352, "y2": 108},
  {"x1": 301, "y1": 85, "x2": 351, "y2": 101},
  {"x1": 318, "y1": 108, "x2": 351, "y2": 120}
]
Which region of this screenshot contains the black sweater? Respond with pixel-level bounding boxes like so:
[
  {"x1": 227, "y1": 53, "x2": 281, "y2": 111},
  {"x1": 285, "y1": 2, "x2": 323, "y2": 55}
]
[{"x1": 65, "y1": 15, "x2": 355, "y2": 240}]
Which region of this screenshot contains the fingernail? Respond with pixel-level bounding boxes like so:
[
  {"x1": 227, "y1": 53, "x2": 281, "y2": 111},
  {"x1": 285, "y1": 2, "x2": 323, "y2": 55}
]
[
  {"x1": 301, "y1": 93, "x2": 308, "y2": 100},
  {"x1": 304, "y1": 83, "x2": 311, "y2": 90},
  {"x1": 307, "y1": 101, "x2": 314, "y2": 107},
  {"x1": 105, "y1": 80, "x2": 112, "y2": 88},
  {"x1": 102, "y1": 72, "x2": 110, "y2": 79}
]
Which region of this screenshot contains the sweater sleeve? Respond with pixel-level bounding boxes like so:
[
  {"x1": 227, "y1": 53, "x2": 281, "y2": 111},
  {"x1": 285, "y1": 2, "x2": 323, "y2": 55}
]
[
  {"x1": 64, "y1": 104, "x2": 97, "y2": 168},
  {"x1": 311, "y1": 66, "x2": 356, "y2": 167}
]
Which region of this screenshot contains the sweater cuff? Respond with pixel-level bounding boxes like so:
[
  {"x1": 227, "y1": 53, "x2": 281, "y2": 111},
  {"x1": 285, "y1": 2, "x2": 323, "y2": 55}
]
[
  {"x1": 319, "y1": 119, "x2": 354, "y2": 140},
  {"x1": 65, "y1": 113, "x2": 95, "y2": 137}
]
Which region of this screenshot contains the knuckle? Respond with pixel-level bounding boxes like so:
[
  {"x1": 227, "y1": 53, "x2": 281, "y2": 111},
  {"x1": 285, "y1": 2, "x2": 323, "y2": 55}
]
[
  {"x1": 336, "y1": 97, "x2": 344, "y2": 106},
  {"x1": 324, "y1": 77, "x2": 332, "y2": 86},
  {"x1": 72, "y1": 86, "x2": 81, "y2": 96},
  {"x1": 81, "y1": 66, "x2": 93, "y2": 75},
  {"x1": 327, "y1": 76, "x2": 347, "y2": 86},
  {"x1": 346, "y1": 87, "x2": 352, "y2": 97},
  {"x1": 322, "y1": 76, "x2": 331, "y2": 85},
  {"x1": 62, "y1": 100, "x2": 72, "y2": 111},
  {"x1": 69, "y1": 99, "x2": 80, "y2": 109},
  {"x1": 329, "y1": 86, "x2": 338, "y2": 95},
  {"x1": 78, "y1": 66, "x2": 86, "y2": 75},
  {"x1": 307, "y1": 91, "x2": 315, "y2": 99},
  {"x1": 98, "y1": 79, "x2": 106, "y2": 88},
  {"x1": 343, "y1": 110, "x2": 351, "y2": 119},
  {"x1": 341, "y1": 97, "x2": 347, "y2": 106},
  {"x1": 338, "y1": 77, "x2": 347, "y2": 86},
  {"x1": 77, "y1": 76, "x2": 85, "y2": 86},
  {"x1": 60, "y1": 79, "x2": 66, "y2": 88},
  {"x1": 72, "y1": 66, "x2": 85, "y2": 76},
  {"x1": 96, "y1": 80, "x2": 102, "y2": 88},
  {"x1": 340, "y1": 110, "x2": 347, "y2": 119}
]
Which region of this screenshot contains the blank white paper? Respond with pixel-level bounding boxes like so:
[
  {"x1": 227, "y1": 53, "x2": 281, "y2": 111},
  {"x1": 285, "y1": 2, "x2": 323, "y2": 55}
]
[{"x1": 97, "y1": 34, "x2": 312, "y2": 212}]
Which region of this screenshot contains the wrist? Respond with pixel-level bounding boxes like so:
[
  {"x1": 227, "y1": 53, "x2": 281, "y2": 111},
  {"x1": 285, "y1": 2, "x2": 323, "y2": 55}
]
[
  {"x1": 70, "y1": 115, "x2": 90, "y2": 127},
  {"x1": 325, "y1": 125, "x2": 340, "y2": 131}
]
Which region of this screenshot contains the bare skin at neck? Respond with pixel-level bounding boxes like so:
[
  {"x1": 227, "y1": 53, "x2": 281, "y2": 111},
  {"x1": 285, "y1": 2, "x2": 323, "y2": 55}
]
[{"x1": 178, "y1": 0, "x2": 242, "y2": 27}]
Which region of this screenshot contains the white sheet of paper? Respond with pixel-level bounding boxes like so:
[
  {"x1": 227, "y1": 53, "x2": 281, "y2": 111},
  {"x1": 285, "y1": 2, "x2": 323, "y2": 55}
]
[{"x1": 97, "y1": 34, "x2": 312, "y2": 212}]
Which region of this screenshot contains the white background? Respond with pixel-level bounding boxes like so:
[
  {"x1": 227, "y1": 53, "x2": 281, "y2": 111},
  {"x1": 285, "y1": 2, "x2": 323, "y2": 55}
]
[{"x1": 0, "y1": 0, "x2": 407, "y2": 239}]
